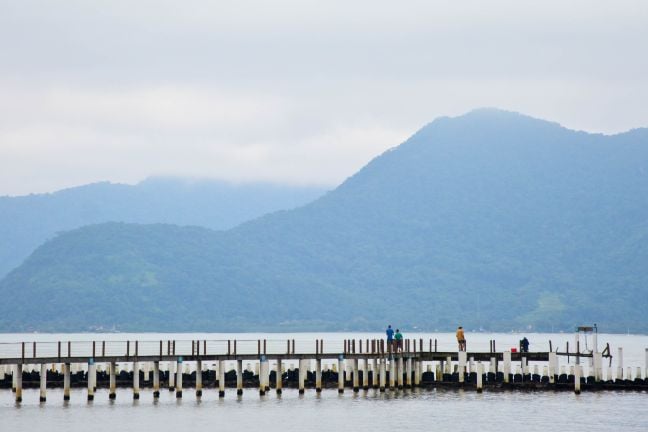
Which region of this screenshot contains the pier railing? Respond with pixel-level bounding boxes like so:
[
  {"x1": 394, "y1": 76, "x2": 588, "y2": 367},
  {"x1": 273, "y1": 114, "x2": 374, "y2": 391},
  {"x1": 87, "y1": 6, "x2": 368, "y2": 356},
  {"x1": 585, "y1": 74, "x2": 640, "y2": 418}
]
[{"x1": 0, "y1": 337, "x2": 598, "y2": 361}]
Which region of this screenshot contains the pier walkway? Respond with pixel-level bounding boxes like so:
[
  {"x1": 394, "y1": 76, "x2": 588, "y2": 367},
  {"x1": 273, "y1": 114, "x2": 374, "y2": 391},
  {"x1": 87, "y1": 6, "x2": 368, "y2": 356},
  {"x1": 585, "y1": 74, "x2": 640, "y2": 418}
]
[{"x1": 1, "y1": 338, "x2": 646, "y2": 403}]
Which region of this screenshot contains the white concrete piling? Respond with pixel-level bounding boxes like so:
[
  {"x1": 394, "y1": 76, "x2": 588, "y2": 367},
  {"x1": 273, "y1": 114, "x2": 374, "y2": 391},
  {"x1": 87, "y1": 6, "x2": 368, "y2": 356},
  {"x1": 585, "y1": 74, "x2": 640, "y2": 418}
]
[
  {"x1": 458, "y1": 351, "x2": 467, "y2": 384},
  {"x1": 406, "y1": 357, "x2": 412, "y2": 388},
  {"x1": 63, "y1": 363, "x2": 71, "y2": 401},
  {"x1": 175, "y1": 358, "x2": 183, "y2": 398},
  {"x1": 362, "y1": 359, "x2": 369, "y2": 390},
  {"x1": 337, "y1": 357, "x2": 345, "y2": 393},
  {"x1": 592, "y1": 352, "x2": 601, "y2": 381},
  {"x1": 379, "y1": 358, "x2": 386, "y2": 392},
  {"x1": 133, "y1": 361, "x2": 140, "y2": 400},
  {"x1": 298, "y1": 359, "x2": 306, "y2": 394},
  {"x1": 153, "y1": 361, "x2": 160, "y2": 398},
  {"x1": 87, "y1": 360, "x2": 95, "y2": 401},
  {"x1": 373, "y1": 358, "x2": 379, "y2": 389},
  {"x1": 316, "y1": 358, "x2": 322, "y2": 392},
  {"x1": 352, "y1": 359, "x2": 359, "y2": 392},
  {"x1": 15, "y1": 364, "x2": 22, "y2": 403},
  {"x1": 414, "y1": 360, "x2": 421, "y2": 387},
  {"x1": 389, "y1": 358, "x2": 395, "y2": 390},
  {"x1": 196, "y1": 360, "x2": 203, "y2": 397},
  {"x1": 574, "y1": 364, "x2": 581, "y2": 394},
  {"x1": 397, "y1": 356, "x2": 404, "y2": 389},
  {"x1": 617, "y1": 347, "x2": 624, "y2": 381},
  {"x1": 503, "y1": 351, "x2": 511, "y2": 383},
  {"x1": 40, "y1": 363, "x2": 47, "y2": 402},
  {"x1": 109, "y1": 362, "x2": 116, "y2": 399},
  {"x1": 236, "y1": 359, "x2": 243, "y2": 396},
  {"x1": 168, "y1": 361, "x2": 175, "y2": 391},
  {"x1": 476, "y1": 363, "x2": 483, "y2": 393},
  {"x1": 275, "y1": 359, "x2": 282, "y2": 395}
]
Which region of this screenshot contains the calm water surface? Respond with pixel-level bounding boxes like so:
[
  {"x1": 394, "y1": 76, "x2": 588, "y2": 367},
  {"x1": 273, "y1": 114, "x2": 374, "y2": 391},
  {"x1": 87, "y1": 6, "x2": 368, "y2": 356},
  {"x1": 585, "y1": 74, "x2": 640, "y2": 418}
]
[{"x1": 1, "y1": 332, "x2": 647, "y2": 431}]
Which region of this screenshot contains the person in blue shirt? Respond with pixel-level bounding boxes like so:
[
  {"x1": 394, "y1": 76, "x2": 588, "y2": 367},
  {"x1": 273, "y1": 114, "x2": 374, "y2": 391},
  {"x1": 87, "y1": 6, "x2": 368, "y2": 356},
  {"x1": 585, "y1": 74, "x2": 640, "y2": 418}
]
[{"x1": 386, "y1": 325, "x2": 394, "y2": 353}]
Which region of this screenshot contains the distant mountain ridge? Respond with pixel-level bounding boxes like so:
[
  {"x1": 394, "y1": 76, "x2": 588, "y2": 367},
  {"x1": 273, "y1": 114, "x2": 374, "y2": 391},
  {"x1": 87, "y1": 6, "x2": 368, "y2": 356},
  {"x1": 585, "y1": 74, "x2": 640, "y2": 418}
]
[
  {"x1": 0, "y1": 178, "x2": 327, "y2": 278},
  {"x1": 1, "y1": 109, "x2": 647, "y2": 333}
]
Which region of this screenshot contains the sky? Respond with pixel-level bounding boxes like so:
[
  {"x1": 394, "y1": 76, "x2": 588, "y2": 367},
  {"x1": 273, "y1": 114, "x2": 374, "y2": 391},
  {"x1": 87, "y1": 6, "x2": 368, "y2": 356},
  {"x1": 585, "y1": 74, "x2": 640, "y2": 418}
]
[{"x1": 1, "y1": 0, "x2": 647, "y2": 196}]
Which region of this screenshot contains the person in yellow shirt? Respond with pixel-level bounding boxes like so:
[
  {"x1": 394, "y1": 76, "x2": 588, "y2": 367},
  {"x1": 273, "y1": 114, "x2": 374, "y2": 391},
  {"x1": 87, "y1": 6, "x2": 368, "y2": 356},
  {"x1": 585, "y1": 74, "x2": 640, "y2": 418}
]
[{"x1": 456, "y1": 326, "x2": 466, "y2": 351}]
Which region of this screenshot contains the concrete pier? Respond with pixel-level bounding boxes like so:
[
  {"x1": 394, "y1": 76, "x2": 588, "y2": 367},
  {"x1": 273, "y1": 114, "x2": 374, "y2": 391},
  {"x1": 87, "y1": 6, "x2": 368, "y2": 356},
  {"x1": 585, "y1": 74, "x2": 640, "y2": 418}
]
[
  {"x1": 133, "y1": 361, "x2": 140, "y2": 400},
  {"x1": 337, "y1": 357, "x2": 344, "y2": 393},
  {"x1": 1, "y1": 337, "x2": 645, "y2": 403},
  {"x1": 15, "y1": 364, "x2": 22, "y2": 403},
  {"x1": 153, "y1": 361, "x2": 160, "y2": 398},
  {"x1": 196, "y1": 359, "x2": 203, "y2": 397},
  {"x1": 39, "y1": 363, "x2": 47, "y2": 402},
  {"x1": 175, "y1": 358, "x2": 183, "y2": 398},
  {"x1": 236, "y1": 359, "x2": 243, "y2": 395},
  {"x1": 87, "y1": 360, "x2": 95, "y2": 401},
  {"x1": 275, "y1": 359, "x2": 282, "y2": 395},
  {"x1": 315, "y1": 358, "x2": 322, "y2": 392}
]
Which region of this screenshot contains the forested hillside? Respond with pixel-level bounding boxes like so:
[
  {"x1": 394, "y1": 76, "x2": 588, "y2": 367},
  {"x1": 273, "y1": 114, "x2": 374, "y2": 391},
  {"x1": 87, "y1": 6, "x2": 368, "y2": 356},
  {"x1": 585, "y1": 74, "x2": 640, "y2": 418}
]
[{"x1": 2, "y1": 109, "x2": 646, "y2": 333}]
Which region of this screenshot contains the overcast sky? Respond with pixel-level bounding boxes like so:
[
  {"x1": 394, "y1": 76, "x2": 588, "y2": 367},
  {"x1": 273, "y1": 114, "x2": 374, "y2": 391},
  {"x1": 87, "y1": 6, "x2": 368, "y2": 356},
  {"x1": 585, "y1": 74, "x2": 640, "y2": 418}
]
[{"x1": 1, "y1": 0, "x2": 647, "y2": 195}]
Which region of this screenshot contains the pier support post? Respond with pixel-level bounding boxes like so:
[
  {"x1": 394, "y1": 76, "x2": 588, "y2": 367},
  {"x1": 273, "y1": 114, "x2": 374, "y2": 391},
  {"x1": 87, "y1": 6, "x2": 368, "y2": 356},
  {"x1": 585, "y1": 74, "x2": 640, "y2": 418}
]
[
  {"x1": 352, "y1": 359, "x2": 359, "y2": 392},
  {"x1": 15, "y1": 364, "x2": 22, "y2": 403},
  {"x1": 236, "y1": 359, "x2": 243, "y2": 396},
  {"x1": 379, "y1": 358, "x2": 386, "y2": 392},
  {"x1": 593, "y1": 352, "x2": 602, "y2": 382},
  {"x1": 548, "y1": 352, "x2": 557, "y2": 384},
  {"x1": 397, "y1": 356, "x2": 404, "y2": 390},
  {"x1": 109, "y1": 362, "x2": 116, "y2": 399},
  {"x1": 406, "y1": 357, "x2": 412, "y2": 388},
  {"x1": 414, "y1": 360, "x2": 421, "y2": 387},
  {"x1": 337, "y1": 356, "x2": 344, "y2": 393},
  {"x1": 574, "y1": 364, "x2": 581, "y2": 394},
  {"x1": 196, "y1": 360, "x2": 203, "y2": 397},
  {"x1": 87, "y1": 359, "x2": 95, "y2": 401},
  {"x1": 133, "y1": 361, "x2": 140, "y2": 400},
  {"x1": 458, "y1": 351, "x2": 467, "y2": 384},
  {"x1": 389, "y1": 357, "x2": 396, "y2": 390},
  {"x1": 153, "y1": 361, "x2": 160, "y2": 398},
  {"x1": 373, "y1": 358, "x2": 379, "y2": 389},
  {"x1": 298, "y1": 359, "x2": 306, "y2": 394},
  {"x1": 617, "y1": 348, "x2": 624, "y2": 381},
  {"x1": 63, "y1": 363, "x2": 71, "y2": 401},
  {"x1": 503, "y1": 351, "x2": 511, "y2": 383},
  {"x1": 259, "y1": 357, "x2": 268, "y2": 396},
  {"x1": 316, "y1": 358, "x2": 322, "y2": 392},
  {"x1": 168, "y1": 361, "x2": 175, "y2": 391},
  {"x1": 476, "y1": 363, "x2": 483, "y2": 393},
  {"x1": 275, "y1": 359, "x2": 282, "y2": 395},
  {"x1": 40, "y1": 363, "x2": 47, "y2": 402},
  {"x1": 176, "y1": 358, "x2": 183, "y2": 398},
  {"x1": 362, "y1": 358, "x2": 369, "y2": 390}
]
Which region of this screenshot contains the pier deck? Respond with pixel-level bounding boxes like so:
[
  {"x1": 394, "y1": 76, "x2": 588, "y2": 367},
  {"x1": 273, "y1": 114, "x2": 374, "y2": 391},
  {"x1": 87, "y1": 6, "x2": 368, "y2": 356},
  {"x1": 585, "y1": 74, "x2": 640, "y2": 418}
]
[{"x1": 0, "y1": 338, "x2": 646, "y2": 403}]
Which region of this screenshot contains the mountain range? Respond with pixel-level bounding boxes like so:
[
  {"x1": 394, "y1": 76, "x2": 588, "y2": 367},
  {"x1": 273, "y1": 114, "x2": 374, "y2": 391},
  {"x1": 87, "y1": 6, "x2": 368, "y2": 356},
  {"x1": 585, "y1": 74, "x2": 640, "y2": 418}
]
[
  {"x1": 0, "y1": 178, "x2": 326, "y2": 278},
  {"x1": 1, "y1": 109, "x2": 646, "y2": 333}
]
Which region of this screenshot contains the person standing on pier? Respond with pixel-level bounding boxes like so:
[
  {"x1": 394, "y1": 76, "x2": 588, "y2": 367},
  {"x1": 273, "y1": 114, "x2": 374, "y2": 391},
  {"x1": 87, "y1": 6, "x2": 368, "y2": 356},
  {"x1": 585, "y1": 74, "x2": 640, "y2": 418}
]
[
  {"x1": 394, "y1": 329, "x2": 403, "y2": 352},
  {"x1": 456, "y1": 326, "x2": 466, "y2": 351},
  {"x1": 521, "y1": 337, "x2": 529, "y2": 353},
  {"x1": 386, "y1": 325, "x2": 395, "y2": 353}
]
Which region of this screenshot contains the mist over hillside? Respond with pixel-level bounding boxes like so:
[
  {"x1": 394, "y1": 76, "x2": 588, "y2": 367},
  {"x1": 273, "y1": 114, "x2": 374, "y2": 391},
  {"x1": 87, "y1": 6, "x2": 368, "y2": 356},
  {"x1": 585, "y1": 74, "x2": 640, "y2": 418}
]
[
  {"x1": 0, "y1": 178, "x2": 327, "y2": 278},
  {"x1": 1, "y1": 109, "x2": 646, "y2": 333}
]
